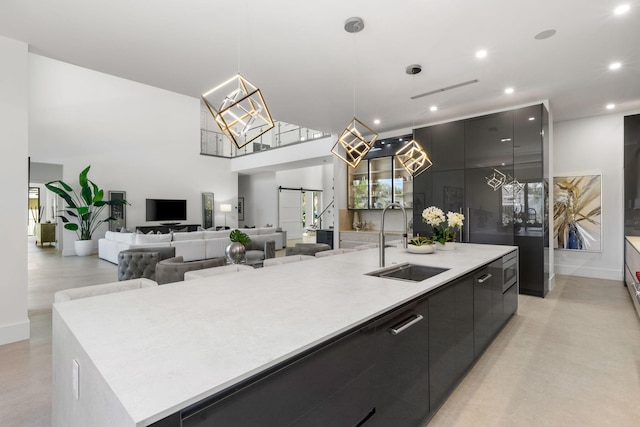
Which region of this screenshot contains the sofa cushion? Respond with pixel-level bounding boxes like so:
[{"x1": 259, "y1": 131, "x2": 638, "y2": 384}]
[
  {"x1": 135, "y1": 233, "x2": 172, "y2": 244},
  {"x1": 243, "y1": 228, "x2": 259, "y2": 236},
  {"x1": 258, "y1": 227, "x2": 276, "y2": 235},
  {"x1": 170, "y1": 239, "x2": 206, "y2": 262},
  {"x1": 204, "y1": 230, "x2": 231, "y2": 239},
  {"x1": 172, "y1": 231, "x2": 204, "y2": 242},
  {"x1": 205, "y1": 238, "x2": 228, "y2": 259},
  {"x1": 105, "y1": 231, "x2": 136, "y2": 244}
]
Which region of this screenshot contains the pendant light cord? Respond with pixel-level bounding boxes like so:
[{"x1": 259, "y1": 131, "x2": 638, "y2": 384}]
[{"x1": 352, "y1": 34, "x2": 356, "y2": 118}]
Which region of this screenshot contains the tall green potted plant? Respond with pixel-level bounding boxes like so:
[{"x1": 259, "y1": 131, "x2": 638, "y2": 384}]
[{"x1": 45, "y1": 165, "x2": 128, "y2": 256}]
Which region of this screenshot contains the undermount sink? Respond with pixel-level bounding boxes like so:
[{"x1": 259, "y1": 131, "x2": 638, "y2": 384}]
[{"x1": 366, "y1": 263, "x2": 450, "y2": 283}]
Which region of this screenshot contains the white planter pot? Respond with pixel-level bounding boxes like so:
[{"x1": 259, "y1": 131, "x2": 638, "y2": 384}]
[
  {"x1": 407, "y1": 244, "x2": 435, "y2": 254},
  {"x1": 435, "y1": 242, "x2": 456, "y2": 251},
  {"x1": 74, "y1": 240, "x2": 94, "y2": 257}
]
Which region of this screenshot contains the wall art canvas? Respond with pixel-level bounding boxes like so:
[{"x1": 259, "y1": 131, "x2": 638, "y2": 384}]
[
  {"x1": 237, "y1": 197, "x2": 244, "y2": 221},
  {"x1": 202, "y1": 192, "x2": 214, "y2": 229},
  {"x1": 553, "y1": 175, "x2": 602, "y2": 252},
  {"x1": 109, "y1": 191, "x2": 126, "y2": 232}
]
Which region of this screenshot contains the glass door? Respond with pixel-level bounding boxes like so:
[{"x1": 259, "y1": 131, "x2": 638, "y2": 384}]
[
  {"x1": 393, "y1": 157, "x2": 413, "y2": 208},
  {"x1": 347, "y1": 160, "x2": 369, "y2": 209},
  {"x1": 370, "y1": 157, "x2": 393, "y2": 209}
]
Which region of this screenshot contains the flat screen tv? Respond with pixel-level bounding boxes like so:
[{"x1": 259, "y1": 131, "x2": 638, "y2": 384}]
[{"x1": 146, "y1": 199, "x2": 187, "y2": 223}]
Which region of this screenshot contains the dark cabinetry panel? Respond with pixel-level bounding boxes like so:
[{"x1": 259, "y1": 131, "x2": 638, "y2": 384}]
[
  {"x1": 430, "y1": 121, "x2": 465, "y2": 171},
  {"x1": 413, "y1": 104, "x2": 548, "y2": 297},
  {"x1": 465, "y1": 167, "x2": 514, "y2": 245},
  {"x1": 624, "y1": 114, "x2": 640, "y2": 236},
  {"x1": 370, "y1": 299, "x2": 430, "y2": 426},
  {"x1": 473, "y1": 264, "x2": 503, "y2": 356},
  {"x1": 181, "y1": 327, "x2": 375, "y2": 427},
  {"x1": 464, "y1": 111, "x2": 513, "y2": 168},
  {"x1": 428, "y1": 273, "x2": 474, "y2": 410},
  {"x1": 316, "y1": 229, "x2": 334, "y2": 249}
]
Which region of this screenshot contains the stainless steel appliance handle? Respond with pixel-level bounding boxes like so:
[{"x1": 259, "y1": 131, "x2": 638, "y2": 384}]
[
  {"x1": 477, "y1": 273, "x2": 493, "y2": 283},
  {"x1": 390, "y1": 314, "x2": 424, "y2": 335}
]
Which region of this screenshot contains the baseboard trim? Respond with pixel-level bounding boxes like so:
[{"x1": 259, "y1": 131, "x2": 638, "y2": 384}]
[
  {"x1": 0, "y1": 319, "x2": 30, "y2": 345},
  {"x1": 554, "y1": 264, "x2": 623, "y2": 281}
]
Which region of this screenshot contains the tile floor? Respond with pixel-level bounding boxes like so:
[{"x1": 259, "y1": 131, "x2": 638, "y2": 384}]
[{"x1": 1, "y1": 242, "x2": 639, "y2": 426}]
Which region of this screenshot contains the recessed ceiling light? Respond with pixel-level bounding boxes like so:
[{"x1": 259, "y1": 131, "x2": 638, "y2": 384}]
[
  {"x1": 430, "y1": 106, "x2": 438, "y2": 112},
  {"x1": 614, "y1": 4, "x2": 630, "y2": 15},
  {"x1": 373, "y1": 119, "x2": 381, "y2": 125},
  {"x1": 475, "y1": 50, "x2": 487, "y2": 59},
  {"x1": 609, "y1": 61, "x2": 622, "y2": 70},
  {"x1": 504, "y1": 87, "x2": 514, "y2": 94},
  {"x1": 528, "y1": 117, "x2": 535, "y2": 121},
  {"x1": 534, "y1": 29, "x2": 556, "y2": 40},
  {"x1": 300, "y1": 137, "x2": 306, "y2": 141},
  {"x1": 606, "y1": 103, "x2": 616, "y2": 110}
]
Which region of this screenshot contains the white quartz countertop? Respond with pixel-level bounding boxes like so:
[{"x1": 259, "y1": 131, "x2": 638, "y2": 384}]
[{"x1": 54, "y1": 243, "x2": 516, "y2": 426}]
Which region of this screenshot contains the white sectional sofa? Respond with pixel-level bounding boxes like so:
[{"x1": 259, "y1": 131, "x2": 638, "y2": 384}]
[{"x1": 98, "y1": 227, "x2": 286, "y2": 264}]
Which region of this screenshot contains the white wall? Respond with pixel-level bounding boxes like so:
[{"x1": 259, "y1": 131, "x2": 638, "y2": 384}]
[
  {"x1": 0, "y1": 36, "x2": 29, "y2": 345},
  {"x1": 238, "y1": 172, "x2": 277, "y2": 227},
  {"x1": 553, "y1": 113, "x2": 631, "y2": 280},
  {"x1": 28, "y1": 54, "x2": 237, "y2": 255},
  {"x1": 238, "y1": 164, "x2": 335, "y2": 231}
]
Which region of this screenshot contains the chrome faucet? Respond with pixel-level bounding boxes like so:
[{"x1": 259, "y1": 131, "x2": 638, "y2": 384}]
[{"x1": 380, "y1": 203, "x2": 408, "y2": 267}]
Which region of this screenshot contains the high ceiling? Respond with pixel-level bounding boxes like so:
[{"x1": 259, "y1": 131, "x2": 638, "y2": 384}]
[{"x1": 1, "y1": 0, "x2": 639, "y2": 135}]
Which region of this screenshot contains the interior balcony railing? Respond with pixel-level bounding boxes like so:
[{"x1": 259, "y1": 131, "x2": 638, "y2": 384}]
[{"x1": 201, "y1": 119, "x2": 330, "y2": 158}]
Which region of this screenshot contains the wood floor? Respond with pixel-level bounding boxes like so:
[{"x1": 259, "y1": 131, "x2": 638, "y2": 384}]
[{"x1": 2, "y1": 242, "x2": 640, "y2": 426}]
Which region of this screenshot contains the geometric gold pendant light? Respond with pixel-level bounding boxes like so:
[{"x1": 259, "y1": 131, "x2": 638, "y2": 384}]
[
  {"x1": 395, "y1": 139, "x2": 433, "y2": 177},
  {"x1": 331, "y1": 17, "x2": 378, "y2": 168},
  {"x1": 202, "y1": 74, "x2": 274, "y2": 149},
  {"x1": 331, "y1": 118, "x2": 378, "y2": 168},
  {"x1": 396, "y1": 64, "x2": 432, "y2": 177}
]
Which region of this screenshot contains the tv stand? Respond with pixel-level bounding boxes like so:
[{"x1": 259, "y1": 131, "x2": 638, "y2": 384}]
[
  {"x1": 160, "y1": 222, "x2": 181, "y2": 226},
  {"x1": 136, "y1": 224, "x2": 201, "y2": 234}
]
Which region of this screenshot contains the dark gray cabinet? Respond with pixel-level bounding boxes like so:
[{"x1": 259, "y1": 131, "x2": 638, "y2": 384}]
[
  {"x1": 428, "y1": 273, "x2": 474, "y2": 411},
  {"x1": 181, "y1": 326, "x2": 376, "y2": 427},
  {"x1": 369, "y1": 299, "x2": 430, "y2": 426},
  {"x1": 473, "y1": 264, "x2": 503, "y2": 356},
  {"x1": 412, "y1": 104, "x2": 549, "y2": 297}
]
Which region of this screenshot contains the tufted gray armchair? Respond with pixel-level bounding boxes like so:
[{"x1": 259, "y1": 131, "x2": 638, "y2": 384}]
[{"x1": 117, "y1": 247, "x2": 176, "y2": 281}]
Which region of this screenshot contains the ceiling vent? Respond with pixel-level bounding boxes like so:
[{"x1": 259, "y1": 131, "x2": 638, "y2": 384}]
[{"x1": 411, "y1": 79, "x2": 479, "y2": 100}]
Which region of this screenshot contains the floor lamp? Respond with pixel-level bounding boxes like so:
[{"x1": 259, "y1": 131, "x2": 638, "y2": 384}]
[{"x1": 220, "y1": 204, "x2": 232, "y2": 228}]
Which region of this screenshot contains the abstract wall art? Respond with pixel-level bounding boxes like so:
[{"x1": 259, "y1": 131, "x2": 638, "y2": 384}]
[{"x1": 553, "y1": 174, "x2": 602, "y2": 251}]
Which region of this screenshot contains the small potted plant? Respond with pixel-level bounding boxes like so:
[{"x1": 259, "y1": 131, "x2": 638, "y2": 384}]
[
  {"x1": 407, "y1": 236, "x2": 435, "y2": 254},
  {"x1": 226, "y1": 229, "x2": 251, "y2": 263}
]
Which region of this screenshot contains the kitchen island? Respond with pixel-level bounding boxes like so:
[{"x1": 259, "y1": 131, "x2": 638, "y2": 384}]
[{"x1": 53, "y1": 243, "x2": 518, "y2": 427}]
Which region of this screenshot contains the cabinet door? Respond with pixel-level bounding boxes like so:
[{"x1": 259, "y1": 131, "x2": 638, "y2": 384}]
[
  {"x1": 348, "y1": 160, "x2": 369, "y2": 209},
  {"x1": 430, "y1": 121, "x2": 465, "y2": 171},
  {"x1": 369, "y1": 299, "x2": 430, "y2": 426},
  {"x1": 370, "y1": 157, "x2": 394, "y2": 209},
  {"x1": 464, "y1": 111, "x2": 513, "y2": 168},
  {"x1": 473, "y1": 267, "x2": 493, "y2": 356},
  {"x1": 394, "y1": 157, "x2": 413, "y2": 208},
  {"x1": 182, "y1": 327, "x2": 375, "y2": 427},
  {"x1": 428, "y1": 274, "x2": 474, "y2": 410},
  {"x1": 465, "y1": 166, "x2": 514, "y2": 245}
]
